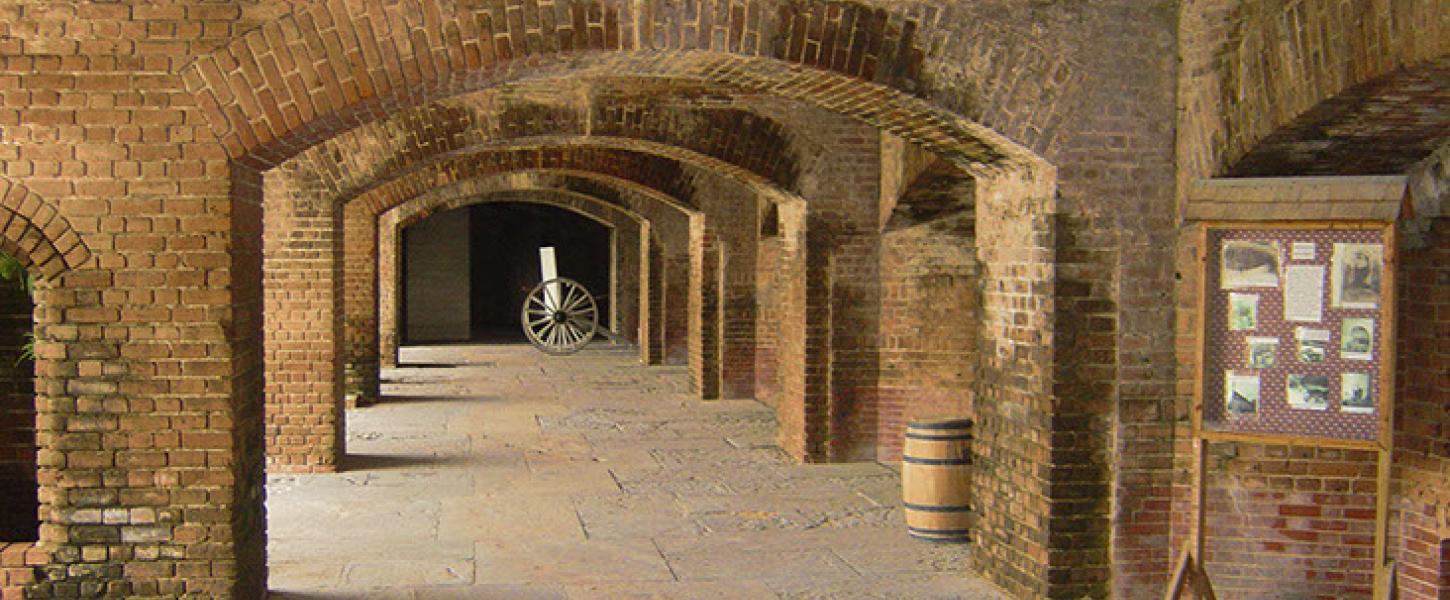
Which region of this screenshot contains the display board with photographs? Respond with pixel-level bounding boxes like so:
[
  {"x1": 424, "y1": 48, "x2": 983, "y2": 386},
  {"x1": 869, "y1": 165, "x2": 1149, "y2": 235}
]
[{"x1": 1199, "y1": 225, "x2": 1393, "y2": 444}]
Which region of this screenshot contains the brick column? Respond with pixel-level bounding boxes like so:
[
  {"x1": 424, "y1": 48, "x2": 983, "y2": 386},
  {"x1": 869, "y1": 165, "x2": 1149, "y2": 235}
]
[
  {"x1": 970, "y1": 167, "x2": 1059, "y2": 598},
  {"x1": 263, "y1": 167, "x2": 345, "y2": 474},
  {"x1": 646, "y1": 239, "x2": 667, "y2": 365},
  {"x1": 342, "y1": 201, "x2": 380, "y2": 408},
  {"x1": 694, "y1": 230, "x2": 724, "y2": 400},
  {"x1": 767, "y1": 200, "x2": 810, "y2": 460},
  {"x1": 378, "y1": 212, "x2": 401, "y2": 369}
]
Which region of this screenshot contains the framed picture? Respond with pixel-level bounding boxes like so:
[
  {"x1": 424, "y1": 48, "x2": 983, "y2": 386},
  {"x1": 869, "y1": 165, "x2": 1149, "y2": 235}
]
[
  {"x1": 1229, "y1": 293, "x2": 1259, "y2": 331},
  {"x1": 1330, "y1": 243, "x2": 1383, "y2": 309},
  {"x1": 1286, "y1": 374, "x2": 1330, "y2": 411},
  {"x1": 1340, "y1": 318, "x2": 1374, "y2": 360},
  {"x1": 1222, "y1": 241, "x2": 1281, "y2": 289},
  {"x1": 1340, "y1": 373, "x2": 1373, "y2": 414},
  {"x1": 1224, "y1": 373, "x2": 1259, "y2": 417},
  {"x1": 1247, "y1": 337, "x2": 1278, "y2": 369}
]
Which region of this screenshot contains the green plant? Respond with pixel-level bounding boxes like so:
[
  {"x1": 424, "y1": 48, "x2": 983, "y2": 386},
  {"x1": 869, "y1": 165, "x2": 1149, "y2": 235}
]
[
  {"x1": 0, "y1": 250, "x2": 35, "y2": 366},
  {"x1": 0, "y1": 250, "x2": 31, "y2": 294}
]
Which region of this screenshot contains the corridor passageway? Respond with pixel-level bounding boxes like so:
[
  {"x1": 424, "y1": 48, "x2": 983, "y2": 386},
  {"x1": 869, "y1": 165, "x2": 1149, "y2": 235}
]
[{"x1": 266, "y1": 344, "x2": 1006, "y2": 599}]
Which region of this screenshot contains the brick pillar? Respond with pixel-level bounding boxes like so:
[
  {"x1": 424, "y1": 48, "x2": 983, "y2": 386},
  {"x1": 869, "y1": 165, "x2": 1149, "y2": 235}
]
[
  {"x1": 686, "y1": 216, "x2": 708, "y2": 397},
  {"x1": 342, "y1": 201, "x2": 380, "y2": 407},
  {"x1": 771, "y1": 201, "x2": 811, "y2": 460},
  {"x1": 695, "y1": 230, "x2": 723, "y2": 400},
  {"x1": 970, "y1": 168, "x2": 1059, "y2": 598},
  {"x1": 228, "y1": 166, "x2": 268, "y2": 599},
  {"x1": 1392, "y1": 217, "x2": 1450, "y2": 600},
  {"x1": 801, "y1": 222, "x2": 834, "y2": 461},
  {"x1": 263, "y1": 167, "x2": 344, "y2": 474},
  {"x1": 378, "y1": 211, "x2": 401, "y2": 369},
  {"x1": 611, "y1": 214, "x2": 643, "y2": 350},
  {"x1": 646, "y1": 239, "x2": 667, "y2": 365}
]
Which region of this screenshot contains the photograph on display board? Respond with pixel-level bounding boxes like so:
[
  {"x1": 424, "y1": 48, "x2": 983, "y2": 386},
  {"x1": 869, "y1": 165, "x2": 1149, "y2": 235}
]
[
  {"x1": 1224, "y1": 373, "x2": 1259, "y2": 416},
  {"x1": 1228, "y1": 293, "x2": 1259, "y2": 331},
  {"x1": 1341, "y1": 373, "x2": 1373, "y2": 414},
  {"x1": 1222, "y1": 241, "x2": 1282, "y2": 289},
  {"x1": 1286, "y1": 374, "x2": 1330, "y2": 411},
  {"x1": 1295, "y1": 327, "x2": 1329, "y2": 363},
  {"x1": 1340, "y1": 318, "x2": 1374, "y2": 360},
  {"x1": 1247, "y1": 337, "x2": 1278, "y2": 369},
  {"x1": 1330, "y1": 243, "x2": 1383, "y2": 309}
]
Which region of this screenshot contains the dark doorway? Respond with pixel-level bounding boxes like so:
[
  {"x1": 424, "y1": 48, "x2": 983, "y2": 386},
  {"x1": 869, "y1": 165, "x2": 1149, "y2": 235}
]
[
  {"x1": 400, "y1": 203, "x2": 614, "y2": 344},
  {"x1": 469, "y1": 202, "x2": 612, "y2": 342},
  {"x1": 0, "y1": 268, "x2": 36, "y2": 541}
]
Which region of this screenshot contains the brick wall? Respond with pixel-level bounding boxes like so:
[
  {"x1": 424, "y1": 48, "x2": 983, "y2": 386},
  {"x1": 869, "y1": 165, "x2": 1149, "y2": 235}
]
[
  {"x1": 401, "y1": 207, "x2": 471, "y2": 342},
  {"x1": 876, "y1": 215, "x2": 978, "y2": 462},
  {"x1": 1393, "y1": 217, "x2": 1449, "y2": 600},
  {"x1": 1203, "y1": 445, "x2": 1380, "y2": 597}
]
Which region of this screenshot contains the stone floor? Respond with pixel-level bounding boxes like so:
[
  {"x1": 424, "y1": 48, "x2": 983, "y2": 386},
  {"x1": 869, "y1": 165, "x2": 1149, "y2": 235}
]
[{"x1": 266, "y1": 343, "x2": 1006, "y2": 599}]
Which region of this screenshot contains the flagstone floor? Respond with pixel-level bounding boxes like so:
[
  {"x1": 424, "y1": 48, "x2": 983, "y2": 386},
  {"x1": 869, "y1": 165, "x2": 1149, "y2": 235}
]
[{"x1": 266, "y1": 343, "x2": 1006, "y2": 599}]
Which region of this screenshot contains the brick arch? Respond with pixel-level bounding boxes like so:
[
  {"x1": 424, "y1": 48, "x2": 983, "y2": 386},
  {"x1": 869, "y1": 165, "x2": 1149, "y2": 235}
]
[
  {"x1": 0, "y1": 178, "x2": 91, "y2": 281},
  {"x1": 179, "y1": 0, "x2": 1049, "y2": 176},
  {"x1": 288, "y1": 87, "x2": 811, "y2": 199},
  {"x1": 1180, "y1": 0, "x2": 1445, "y2": 180},
  {"x1": 395, "y1": 186, "x2": 643, "y2": 233},
  {"x1": 344, "y1": 140, "x2": 793, "y2": 217},
  {"x1": 1223, "y1": 55, "x2": 1450, "y2": 178}
]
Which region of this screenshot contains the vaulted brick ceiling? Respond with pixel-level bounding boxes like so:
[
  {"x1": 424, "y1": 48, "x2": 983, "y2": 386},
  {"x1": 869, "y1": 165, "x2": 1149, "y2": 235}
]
[
  {"x1": 283, "y1": 82, "x2": 810, "y2": 205},
  {"x1": 1225, "y1": 55, "x2": 1450, "y2": 177}
]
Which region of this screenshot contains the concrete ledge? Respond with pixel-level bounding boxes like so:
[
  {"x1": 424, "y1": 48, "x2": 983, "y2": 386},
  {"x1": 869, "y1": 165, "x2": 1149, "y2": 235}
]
[{"x1": 1186, "y1": 176, "x2": 1409, "y2": 222}]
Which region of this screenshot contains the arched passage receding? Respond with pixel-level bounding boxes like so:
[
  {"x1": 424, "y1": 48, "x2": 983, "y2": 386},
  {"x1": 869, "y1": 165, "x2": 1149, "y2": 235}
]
[
  {"x1": 391, "y1": 194, "x2": 634, "y2": 346},
  {"x1": 180, "y1": 5, "x2": 1064, "y2": 596},
  {"x1": 373, "y1": 175, "x2": 694, "y2": 377}
]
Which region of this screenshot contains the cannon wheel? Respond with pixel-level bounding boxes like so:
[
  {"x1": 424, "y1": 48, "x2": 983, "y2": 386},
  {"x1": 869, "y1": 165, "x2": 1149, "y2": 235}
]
[{"x1": 521, "y1": 277, "x2": 599, "y2": 355}]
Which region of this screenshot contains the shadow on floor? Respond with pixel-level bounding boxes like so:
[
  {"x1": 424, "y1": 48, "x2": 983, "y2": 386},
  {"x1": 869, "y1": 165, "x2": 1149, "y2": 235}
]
[
  {"x1": 370, "y1": 394, "x2": 494, "y2": 404},
  {"x1": 338, "y1": 453, "x2": 472, "y2": 472}
]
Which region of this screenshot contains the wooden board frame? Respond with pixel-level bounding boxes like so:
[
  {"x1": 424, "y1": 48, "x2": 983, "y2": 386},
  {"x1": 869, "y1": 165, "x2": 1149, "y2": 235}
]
[{"x1": 1181, "y1": 220, "x2": 1397, "y2": 600}]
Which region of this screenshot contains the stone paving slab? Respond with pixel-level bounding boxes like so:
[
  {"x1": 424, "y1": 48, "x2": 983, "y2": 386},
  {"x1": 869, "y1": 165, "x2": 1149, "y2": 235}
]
[
  {"x1": 562, "y1": 580, "x2": 777, "y2": 599},
  {"x1": 472, "y1": 538, "x2": 674, "y2": 585},
  {"x1": 266, "y1": 344, "x2": 1007, "y2": 599}
]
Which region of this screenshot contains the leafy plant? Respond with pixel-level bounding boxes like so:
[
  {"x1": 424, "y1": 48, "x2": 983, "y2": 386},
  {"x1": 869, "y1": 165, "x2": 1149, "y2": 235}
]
[
  {"x1": 0, "y1": 250, "x2": 31, "y2": 294},
  {"x1": 0, "y1": 250, "x2": 35, "y2": 366}
]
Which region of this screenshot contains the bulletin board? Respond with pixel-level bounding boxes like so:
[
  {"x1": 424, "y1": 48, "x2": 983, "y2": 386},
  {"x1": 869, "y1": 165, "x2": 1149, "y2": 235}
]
[
  {"x1": 1172, "y1": 221, "x2": 1398, "y2": 600},
  {"x1": 1196, "y1": 223, "x2": 1395, "y2": 448}
]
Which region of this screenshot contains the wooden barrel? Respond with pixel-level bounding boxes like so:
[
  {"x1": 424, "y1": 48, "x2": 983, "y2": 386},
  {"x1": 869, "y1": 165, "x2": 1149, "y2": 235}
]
[{"x1": 902, "y1": 417, "x2": 973, "y2": 542}]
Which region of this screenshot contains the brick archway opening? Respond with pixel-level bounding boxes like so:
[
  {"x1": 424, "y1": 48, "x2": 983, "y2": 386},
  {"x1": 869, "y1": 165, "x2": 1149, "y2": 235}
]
[
  {"x1": 0, "y1": 261, "x2": 36, "y2": 544},
  {"x1": 399, "y1": 201, "x2": 615, "y2": 346}
]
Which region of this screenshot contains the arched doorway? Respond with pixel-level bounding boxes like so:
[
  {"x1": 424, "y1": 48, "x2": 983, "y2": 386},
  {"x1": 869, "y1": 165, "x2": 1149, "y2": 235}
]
[{"x1": 400, "y1": 202, "x2": 613, "y2": 345}]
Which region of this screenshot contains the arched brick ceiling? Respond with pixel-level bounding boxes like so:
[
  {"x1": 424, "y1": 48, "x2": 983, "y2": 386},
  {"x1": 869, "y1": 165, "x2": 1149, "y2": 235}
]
[
  {"x1": 319, "y1": 138, "x2": 801, "y2": 216},
  {"x1": 393, "y1": 188, "x2": 644, "y2": 233},
  {"x1": 180, "y1": 0, "x2": 1055, "y2": 176},
  {"x1": 284, "y1": 83, "x2": 808, "y2": 200},
  {"x1": 352, "y1": 158, "x2": 706, "y2": 224},
  {"x1": 1225, "y1": 55, "x2": 1450, "y2": 177}
]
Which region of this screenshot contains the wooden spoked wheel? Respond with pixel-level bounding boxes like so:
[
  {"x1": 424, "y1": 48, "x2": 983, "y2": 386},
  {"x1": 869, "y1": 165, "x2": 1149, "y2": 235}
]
[{"x1": 521, "y1": 277, "x2": 599, "y2": 355}]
